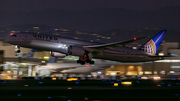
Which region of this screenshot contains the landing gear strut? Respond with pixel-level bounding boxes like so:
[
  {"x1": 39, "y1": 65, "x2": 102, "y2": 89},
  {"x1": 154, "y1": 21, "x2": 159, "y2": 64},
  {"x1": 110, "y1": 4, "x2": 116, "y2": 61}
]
[
  {"x1": 16, "y1": 45, "x2": 21, "y2": 53},
  {"x1": 77, "y1": 54, "x2": 95, "y2": 65}
]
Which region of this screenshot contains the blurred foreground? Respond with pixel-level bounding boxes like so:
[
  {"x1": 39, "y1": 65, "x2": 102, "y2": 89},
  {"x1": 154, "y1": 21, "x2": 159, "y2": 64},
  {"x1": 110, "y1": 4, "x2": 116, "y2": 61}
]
[{"x1": 1, "y1": 78, "x2": 180, "y2": 101}]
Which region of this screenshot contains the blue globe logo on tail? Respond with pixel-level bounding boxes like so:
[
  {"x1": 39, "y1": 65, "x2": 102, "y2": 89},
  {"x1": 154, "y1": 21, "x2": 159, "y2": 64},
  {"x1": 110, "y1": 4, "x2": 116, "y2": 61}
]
[{"x1": 142, "y1": 30, "x2": 167, "y2": 54}]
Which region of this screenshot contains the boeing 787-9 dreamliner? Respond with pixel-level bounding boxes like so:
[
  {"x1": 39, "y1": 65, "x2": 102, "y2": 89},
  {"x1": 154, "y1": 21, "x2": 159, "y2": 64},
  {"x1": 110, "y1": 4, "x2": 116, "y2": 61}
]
[{"x1": 6, "y1": 30, "x2": 167, "y2": 65}]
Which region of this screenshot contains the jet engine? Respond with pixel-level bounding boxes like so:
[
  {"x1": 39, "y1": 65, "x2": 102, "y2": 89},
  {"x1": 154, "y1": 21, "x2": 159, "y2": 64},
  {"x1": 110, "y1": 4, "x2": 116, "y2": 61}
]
[{"x1": 50, "y1": 51, "x2": 66, "y2": 58}]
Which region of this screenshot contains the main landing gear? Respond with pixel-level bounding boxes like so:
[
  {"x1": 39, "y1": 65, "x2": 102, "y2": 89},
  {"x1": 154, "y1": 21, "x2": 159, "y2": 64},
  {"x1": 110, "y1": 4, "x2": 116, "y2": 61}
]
[
  {"x1": 16, "y1": 45, "x2": 21, "y2": 53},
  {"x1": 77, "y1": 54, "x2": 95, "y2": 65}
]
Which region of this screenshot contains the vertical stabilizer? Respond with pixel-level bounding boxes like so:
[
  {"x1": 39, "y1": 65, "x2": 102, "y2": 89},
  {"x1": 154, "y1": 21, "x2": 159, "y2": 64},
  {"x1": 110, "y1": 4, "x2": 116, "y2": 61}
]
[{"x1": 141, "y1": 30, "x2": 167, "y2": 54}]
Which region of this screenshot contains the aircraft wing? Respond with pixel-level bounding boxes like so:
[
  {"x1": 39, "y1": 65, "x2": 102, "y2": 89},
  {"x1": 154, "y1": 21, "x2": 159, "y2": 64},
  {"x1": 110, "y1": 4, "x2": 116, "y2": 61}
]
[
  {"x1": 84, "y1": 36, "x2": 147, "y2": 51},
  {"x1": 53, "y1": 66, "x2": 80, "y2": 71}
]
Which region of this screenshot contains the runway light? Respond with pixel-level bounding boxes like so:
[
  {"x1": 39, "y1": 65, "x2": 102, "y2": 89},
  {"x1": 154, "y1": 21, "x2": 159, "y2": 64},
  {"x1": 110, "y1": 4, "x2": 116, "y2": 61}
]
[
  {"x1": 141, "y1": 76, "x2": 148, "y2": 79},
  {"x1": 67, "y1": 78, "x2": 78, "y2": 81},
  {"x1": 85, "y1": 97, "x2": 88, "y2": 100},
  {"x1": 172, "y1": 78, "x2": 176, "y2": 80},
  {"x1": 17, "y1": 94, "x2": 21, "y2": 96},
  {"x1": 157, "y1": 84, "x2": 161, "y2": 86},
  {"x1": 47, "y1": 97, "x2": 51, "y2": 98},
  {"x1": 153, "y1": 75, "x2": 160, "y2": 80},
  {"x1": 168, "y1": 84, "x2": 171, "y2": 86},
  {"x1": 68, "y1": 87, "x2": 72, "y2": 89},
  {"x1": 161, "y1": 82, "x2": 165, "y2": 84},
  {"x1": 52, "y1": 78, "x2": 56, "y2": 80},
  {"x1": 3, "y1": 82, "x2": 6, "y2": 83},
  {"x1": 114, "y1": 83, "x2": 118, "y2": 86},
  {"x1": 176, "y1": 83, "x2": 180, "y2": 85},
  {"x1": 24, "y1": 85, "x2": 28, "y2": 86},
  {"x1": 117, "y1": 80, "x2": 122, "y2": 82},
  {"x1": 121, "y1": 82, "x2": 132, "y2": 85},
  {"x1": 39, "y1": 82, "x2": 43, "y2": 84}
]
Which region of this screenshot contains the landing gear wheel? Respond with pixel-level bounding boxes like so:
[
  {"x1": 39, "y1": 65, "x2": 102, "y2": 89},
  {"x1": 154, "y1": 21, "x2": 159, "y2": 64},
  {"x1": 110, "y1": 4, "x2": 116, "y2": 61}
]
[
  {"x1": 77, "y1": 60, "x2": 81, "y2": 63},
  {"x1": 16, "y1": 50, "x2": 21, "y2": 53},
  {"x1": 16, "y1": 45, "x2": 21, "y2": 53},
  {"x1": 89, "y1": 61, "x2": 95, "y2": 64},
  {"x1": 85, "y1": 59, "x2": 91, "y2": 63},
  {"x1": 77, "y1": 60, "x2": 85, "y2": 65},
  {"x1": 80, "y1": 61, "x2": 85, "y2": 65}
]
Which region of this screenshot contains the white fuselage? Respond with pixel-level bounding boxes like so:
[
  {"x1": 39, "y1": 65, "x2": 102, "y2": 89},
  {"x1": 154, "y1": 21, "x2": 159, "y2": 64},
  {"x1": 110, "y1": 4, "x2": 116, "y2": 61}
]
[{"x1": 6, "y1": 32, "x2": 160, "y2": 62}]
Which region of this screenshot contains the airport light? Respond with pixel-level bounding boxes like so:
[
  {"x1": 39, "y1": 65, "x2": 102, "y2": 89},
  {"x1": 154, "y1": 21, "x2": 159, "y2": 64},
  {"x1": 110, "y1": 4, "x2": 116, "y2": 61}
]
[
  {"x1": 17, "y1": 94, "x2": 21, "y2": 96},
  {"x1": 21, "y1": 63, "x2": 27, "y2": 65},
  {"x1": 168, "y1": 84, "x2": 171, "y2": 86},
  {"x1": 52, "y1": 78, "x2": 56, "y2": 80},
  {"x1": 153, "y1": 75, "x2": 161, "y2": 80},
  {"x1": 114, "y1": 83, "x2": 118, "y2": 86},
  {"x1": 43, "y1": 56, "x2": 49, "y2": 60},
  {"x1": 121, "y1": 82, "x2": 131, "y2": 85},
  {"x1": 24, "y1": 85, "x2": 28, "y2": 87},
  {"x1": 84, "y1": 97, "x2": 88, "y2": 100},
  {"x1": 39, "y1": 82, "x2": 43, "y2": 84},
  {"x1": 141, "y1": 76, "x2": 148, "y2": 79},
  {"x1": 158, "y1": 53, "x2": 164, "y2": 56},
  {"x1": 157, "y1": 84, "x2": 161, "y2": 86},
  {"x1": 97, "y1": 72, "x2": 102, "y2": 75},
  {"x1": 67, "y1": 78, "x2": 78, "y2": 81}
]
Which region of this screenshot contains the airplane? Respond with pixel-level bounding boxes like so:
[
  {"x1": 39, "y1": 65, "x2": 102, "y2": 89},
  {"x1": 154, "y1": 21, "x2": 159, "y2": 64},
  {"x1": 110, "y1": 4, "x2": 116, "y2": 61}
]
[{"x1": 6, "y1": 30, "x2": 167, "y2": 65}]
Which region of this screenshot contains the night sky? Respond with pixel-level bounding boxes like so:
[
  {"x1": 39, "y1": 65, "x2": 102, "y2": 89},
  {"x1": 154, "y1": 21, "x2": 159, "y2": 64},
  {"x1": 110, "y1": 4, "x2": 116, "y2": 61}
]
[
  {"x1": 1, "y1": 0, "x2": 180, "y2": 32},
  {"x1": 1, "y1": 0, "x2": 180, "y2": 11}
]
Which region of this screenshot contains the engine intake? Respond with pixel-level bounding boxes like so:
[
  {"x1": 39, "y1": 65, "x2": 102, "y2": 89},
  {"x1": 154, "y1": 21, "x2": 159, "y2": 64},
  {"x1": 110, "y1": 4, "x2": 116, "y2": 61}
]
[{"x1": 50, "y1": 51, "x2": 66, "y2": 57}]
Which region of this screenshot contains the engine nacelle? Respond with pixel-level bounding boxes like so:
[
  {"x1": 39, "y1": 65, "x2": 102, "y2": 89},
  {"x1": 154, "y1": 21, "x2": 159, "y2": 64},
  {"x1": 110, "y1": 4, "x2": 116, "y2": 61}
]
[
  {"x1": 50, "y1": 51, "x2": 66, "y2": 58},
  {"x1": 68, "y1": 46, "x2": 85, "y2": 56}
]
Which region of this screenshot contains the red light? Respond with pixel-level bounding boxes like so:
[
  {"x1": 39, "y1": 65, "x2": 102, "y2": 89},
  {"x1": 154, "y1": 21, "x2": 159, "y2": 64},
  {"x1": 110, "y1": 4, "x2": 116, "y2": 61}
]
[
  {"x1": 134, "y1": 38, "x2": 136, "y2": 40},
  {"x1": 86, "y1": 65, "x2": 89, "y2": 67},
  {"x1": 10, "y1": 33, "x2": 14, "y2": 35}
]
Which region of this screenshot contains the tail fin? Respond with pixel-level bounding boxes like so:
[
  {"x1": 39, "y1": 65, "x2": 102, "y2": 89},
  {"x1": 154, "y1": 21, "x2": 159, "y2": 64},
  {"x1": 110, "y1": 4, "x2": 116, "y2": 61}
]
[
  {"x1": 141, "y1": 30, "x2": 167, "y2": 54},
  {"x1": 23, "y1": 49, "x2": 36, "y2": 58}
]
